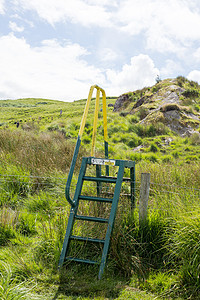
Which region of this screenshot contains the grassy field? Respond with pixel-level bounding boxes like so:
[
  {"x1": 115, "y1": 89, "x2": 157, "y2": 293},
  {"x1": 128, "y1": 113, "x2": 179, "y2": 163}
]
[{"x1": 0, "y1": 81, "x2": 200, "y2": 299}]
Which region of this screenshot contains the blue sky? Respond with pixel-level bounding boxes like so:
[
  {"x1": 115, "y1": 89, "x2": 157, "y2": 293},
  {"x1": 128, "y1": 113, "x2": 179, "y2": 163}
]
[{"x1": 1, "y1": 0, "x2": 200, "y2": 101}]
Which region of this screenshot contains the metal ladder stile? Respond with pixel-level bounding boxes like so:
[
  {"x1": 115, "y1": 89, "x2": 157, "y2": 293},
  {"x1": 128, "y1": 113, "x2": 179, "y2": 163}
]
[
  {"x1": 59, "y1": 156, "x2": 135, "y2": 279},
  {"x1": 58, "y1": 85, "x2": 136, "y2": 279}
]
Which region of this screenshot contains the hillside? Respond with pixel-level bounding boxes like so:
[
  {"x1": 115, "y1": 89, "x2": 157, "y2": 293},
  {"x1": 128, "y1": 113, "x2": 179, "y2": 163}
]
[
  {"x1": 0, "y1": 77, "x2": 200, "y2": 299},
  {"x1": 0, "y1": 76, "x2": 200, "y2": 165},
  {"x1": 114, "y1": 76, "x2": 200, "y2": 136}
]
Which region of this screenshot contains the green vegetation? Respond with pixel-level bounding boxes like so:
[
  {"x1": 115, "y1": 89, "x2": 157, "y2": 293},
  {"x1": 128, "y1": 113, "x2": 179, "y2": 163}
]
[{"x1": 0, "y1": 78, "x2": 200, "y2": 299}]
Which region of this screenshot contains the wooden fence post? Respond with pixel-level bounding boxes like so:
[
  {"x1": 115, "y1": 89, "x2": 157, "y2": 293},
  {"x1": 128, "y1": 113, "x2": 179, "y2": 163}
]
[{"x1": 139, "y1": 173, "x2": 150, "y2": 224}]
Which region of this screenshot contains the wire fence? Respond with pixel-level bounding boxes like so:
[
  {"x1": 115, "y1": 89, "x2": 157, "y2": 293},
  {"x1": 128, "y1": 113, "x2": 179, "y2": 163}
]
[{"x1": 0, "y1": 174, "x2": 199, "y2": 215}]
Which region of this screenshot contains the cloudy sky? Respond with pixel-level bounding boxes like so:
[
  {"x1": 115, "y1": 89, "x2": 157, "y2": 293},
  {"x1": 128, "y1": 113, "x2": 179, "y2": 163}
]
[{"x1": 1, "y1": 0, "x2": 200, "y2": 101}]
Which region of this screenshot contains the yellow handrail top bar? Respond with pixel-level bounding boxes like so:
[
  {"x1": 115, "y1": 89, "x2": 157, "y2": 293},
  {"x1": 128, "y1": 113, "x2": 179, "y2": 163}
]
[{"x1": 78, "y1": 85, "x2": 108, "y2": 156}]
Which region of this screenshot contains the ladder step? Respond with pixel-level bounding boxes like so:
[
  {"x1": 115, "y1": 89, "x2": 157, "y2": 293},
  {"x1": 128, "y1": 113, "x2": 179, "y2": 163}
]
[
  {"x1": 75, "y1": 215, "x2": 109, "y2": 223},
  {"x1": 79, "y1": 195, "x2": 112, "y2": 203},
  {"x1": 65, "y1": 257, "x2": 99, "y2": 265},
  {"x1": 83, "y1": 176, "x2": 117, "y2": 183},
  {"x1": 70, "y1": 235, "x2": 105, "y2": 243}
]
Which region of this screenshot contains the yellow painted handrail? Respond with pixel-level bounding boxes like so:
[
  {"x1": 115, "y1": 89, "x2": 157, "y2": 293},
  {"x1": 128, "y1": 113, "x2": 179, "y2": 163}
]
[
  {"x1": 79, "y1": 85, "x2": 108, "y2": 157},
  {"x1": 66, "y1": 85, "x2": 109, "y2": 207}
]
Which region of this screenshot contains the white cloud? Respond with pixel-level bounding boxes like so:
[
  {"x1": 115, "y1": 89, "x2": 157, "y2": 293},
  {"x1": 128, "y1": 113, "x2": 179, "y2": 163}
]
[
  {"x1": 187, "y1": 70, "x2": 200, "y2": 84},
  {"x1": 193, "y1": 47, "x2": 200, "y2": 62},
  {"x1": 86, "y1": 0, "x2": 118, "y2": 6},
  {"x1": 11, "y1": 0, "x2": 200, "y2": 61},
  {"x1": 106, "y1": 54, "x2": 159, "y2": 95},
  {"x1": 0, "y1": 0, "x2": 5, "y2": 14},
  {"x1": 99, "y1": 48, "x2": 119, "y2": 62},
  {"x1": 160, "y1": 59, "x2": 183, "y2": 78},
  {"x1": 116, "y1": 0, "x2": 200, "y2": 54},
  {"x1": 11, "y1": 14, "x2": 35, "y2": 28},
  {"x1": 0, "y1": 34, "x2": 105, "y2": 100},
  {"x1": 0, "y1": 34, "x2": 160, "y2": 100},
  {"x1": 9, "y1": 21, "x2": 24, "y2": 32},
  {"x1": 13, "y1": 0, "x2": 113, "y2": 27}
]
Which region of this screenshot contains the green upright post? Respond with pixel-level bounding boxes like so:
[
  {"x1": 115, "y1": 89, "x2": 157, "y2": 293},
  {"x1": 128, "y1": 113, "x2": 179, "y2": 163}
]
[
  {"x1": 96, "y1": 164, "x2": 101, "y2": 196},
  {"x1": 104, "y1": 141, "x2": 109, "y2": 176}
]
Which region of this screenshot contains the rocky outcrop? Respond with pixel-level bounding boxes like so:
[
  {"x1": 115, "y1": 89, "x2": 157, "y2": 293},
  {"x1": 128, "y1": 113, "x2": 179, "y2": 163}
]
[
  {"x1": 113, "y1": 94, "x2": 130, "y2": 112},
  {"x1": 113, "y1": 79, "x2": 200, "y2": 136}
]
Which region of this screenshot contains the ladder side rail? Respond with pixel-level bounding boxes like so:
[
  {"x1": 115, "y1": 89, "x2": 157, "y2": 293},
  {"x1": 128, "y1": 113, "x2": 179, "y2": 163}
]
[
  {"x1": 59, "y1": 157, "x2": 88, "y2": 268},
  {"x1": 65, "y1": 136, "x2": 81, "y2": 207},
  {"x1": 98, "y1": 161, "x2": 125, "y2": 279},
  {"x1": 65, "y1": 86, "x2": 94, "y2": 206}
]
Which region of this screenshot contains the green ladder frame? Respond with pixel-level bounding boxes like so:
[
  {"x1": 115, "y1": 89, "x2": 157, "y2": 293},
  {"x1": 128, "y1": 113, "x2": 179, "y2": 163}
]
[
  {"x1": 59, "y1": 156, "x2": 135, "y2": 279},
  {"x1": 58, "y1": 85, "x2": 136, "y2": 279}
]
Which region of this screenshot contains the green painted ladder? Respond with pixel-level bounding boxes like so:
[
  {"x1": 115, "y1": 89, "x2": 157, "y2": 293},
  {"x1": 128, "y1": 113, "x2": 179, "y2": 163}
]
[
  {"x1": 58, "y1": 156, "x2": 135, "y2": 279},
  {"x1": 58, "y1": 85, "x2": 135, "y2": 279}
]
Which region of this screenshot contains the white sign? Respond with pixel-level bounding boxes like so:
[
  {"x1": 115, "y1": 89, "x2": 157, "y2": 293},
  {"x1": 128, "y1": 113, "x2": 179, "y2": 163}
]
[{"x1": 91, "y1": 158, "x2": 115, "y2": 166}]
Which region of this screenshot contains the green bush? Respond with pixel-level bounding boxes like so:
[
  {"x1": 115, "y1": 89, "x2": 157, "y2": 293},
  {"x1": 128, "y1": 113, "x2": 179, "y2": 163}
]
[
  {"x1": 47, "y1": 124, "x2": 59, "y2": 131},
  {"x1": 182, "y1": 89, "x2": 199, "y2": 98},
  {"x1": 189, "y1": 132, "x2": 200, "y2": 145},
  {"x1": 172, "y1": 151, "x2": 179, "y2": 159},
  {"x1": 128, "y1": 115, "x2": 140, "y2": 124},
  {"x1": 138, "y1": 107, "x2": 149, "y2": 120},
  {"x1": 145, "y1": 154, "x2": 159, "y2": 163},
  {"x1": 185, "y1": 155, "x2": 198, "y2": 163},
  {"x1": 129, "y1": 152, "x2": 143, "y2": 162},
  {"x1": 82, "y1": 135, "x2": 91, "y2": 144},
  {"x1": 152, "y1": 85, "x2": 160, "y2": 93},
  {"x1": 176, "y1": 76, "x2": 187, "y2": 87},
  {"x1": 150, "y1": 143, "x2": 158, "y2": 153},
  {"x1": 162, "y1": 155, "x2": 173, "y2": 163},
  {"x1": 132, "y1": 124, "x2": 161, "y2": 138},
  {"x1": 127, "y1": 138, "x2": 138, "y2": 148}
]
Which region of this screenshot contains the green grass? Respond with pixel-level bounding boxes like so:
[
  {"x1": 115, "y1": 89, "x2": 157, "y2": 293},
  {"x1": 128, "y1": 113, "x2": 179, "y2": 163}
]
[{"x1": 0, "y1": 83, "x2": 200, "y2": 299}]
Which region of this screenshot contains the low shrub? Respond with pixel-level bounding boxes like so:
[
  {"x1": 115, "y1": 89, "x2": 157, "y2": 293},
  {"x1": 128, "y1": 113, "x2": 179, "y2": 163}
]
[
  {"x1": 189, "y1": 132, "x2": 200, "y2": 145},
  {"x1": 185, "y1": 155, "x2": 198, "y2": 163},
  {"x1": 149, "y1": 143, "x2": 158, "y2": 153},
  {"x1": 162, "y1": 155, "x2": 173, "y2": 163},
  {"x1": 145, "y1": 154, "x2": 159, "y2": 163},
  {"x1": 176, "y1": 76, "x2": 187, "y2": 87},
  {"x1": 160, "y1": 103, "x2": 180, "y2": 112},
  {"x1": 182, "y1": 88, "x2": 199, "y2": 98}
]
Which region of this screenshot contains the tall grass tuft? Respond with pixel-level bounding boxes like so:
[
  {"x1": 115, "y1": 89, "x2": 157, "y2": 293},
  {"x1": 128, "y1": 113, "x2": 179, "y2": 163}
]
[
  {"x1": 111, "y1": 212, "x2": 170, "y2": 278},
  {"x1": 0, "y1": 129, "x2": 85, "y2": 175},
  {"x1": 33, "y1": 211, "x2": 68, "y2": 269},
  {"x1": 0, "y1": 262, "x2": 31, "y2": 300},
  {"x1": 169, "y1": 215, "x2": 200, "y2": 297}
]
